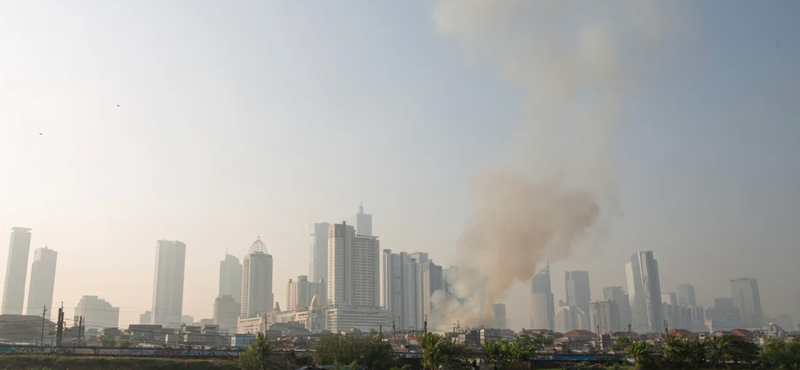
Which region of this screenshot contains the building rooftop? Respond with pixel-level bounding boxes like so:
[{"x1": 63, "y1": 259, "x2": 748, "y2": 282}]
[{"x1": 249, "y1": 236, "x2": 268, "y2": 254}]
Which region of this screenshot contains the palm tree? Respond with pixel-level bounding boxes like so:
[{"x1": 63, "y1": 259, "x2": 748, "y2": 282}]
[
  {"x1": 420, "y1": 333, "x2": 451, "y2": 370},
  {"x1": 483, "y1": 340, "x2": 505, "y2": 370},
  {"x1": 706, "y1": 336, "x2": 731, "y2": 368},
  {"x1": 627, "y1": 340, "x2": 655, "y2": 370},
  {"x1": 238, "y1": 332, "x2": 273, "y2": 370}
]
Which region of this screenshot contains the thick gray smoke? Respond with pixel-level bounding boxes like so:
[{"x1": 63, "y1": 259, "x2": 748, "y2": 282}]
[{"x1": 431, "y1": 1, "x2": 679, "y2": 330}]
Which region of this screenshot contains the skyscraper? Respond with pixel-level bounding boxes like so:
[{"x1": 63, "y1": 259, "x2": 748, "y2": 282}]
[
  {"x1": 530, "y1": 263, "x2": 555, "y2": 330},
  {"x1": 287, "y1": 275, "x2": 326, "y2": 311},
  {"x1": 494, "y1": 303, "x2": 507, "y2": 329},
  {"x1": 565, "y1": 270, "x2": 591, "y2": 328},
  {"x1": 730, "y1": 277, "x2": 763, "y2": 327},
  {"x1": 419, "y1": 259, "x2": 444, "y2": 324},
  {"x1": 213, "y1": 295, "x2": 240, "y2": 334},
  {"x1": 677, "y1": 284, "x2": 697, "y2": 307},
  {"x1": 25, "y1": 247, "x2": 58, "y2": 318},
  {"x1": 2, "y1": 227, "x2": 32, "y2": 315},
  {"x1": 309, "y1": 222, "x2": 330, "y2": 283},
  {"x1": 151, "y1": 240, "x2": 186, "y2": 327},
  {"x1": 626, "y1": 251, "x2": 663, "y2": 333},
  {"x1": 354, "y1": 203, "x2": 372, "y2": 236},
  {"x1": 328, "y1": 222, "x2": 380, "y2": 308},
  {"x1": 554, "y1": 305, "x2": 585, "y2": 333},
  {"x1": 219, "y1": 254, "x2": 242, "y2": 305},
  {"x1": 590, "y1": 299, "x2": 621, "y2": 333},
  {"x1": 603, "y1": 286, "x2": 631, "y2": 330},
  {"x1": 241, "y1": 237, "x2": 274, "y2": 318},
  {"x1": 74, "y1": 296, "x2": 119, "y2": 331},
  {"x1": 381, "y1": 250, "x2": 420, "y2": 330}
]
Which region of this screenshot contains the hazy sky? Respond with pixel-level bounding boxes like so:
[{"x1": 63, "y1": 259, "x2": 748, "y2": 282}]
[{"x1": 1, "y1": 1, "x2": 799, "y2": 329}]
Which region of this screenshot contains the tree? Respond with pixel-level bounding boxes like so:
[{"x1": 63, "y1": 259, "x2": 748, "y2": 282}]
[
  {"x1": 100, "y1": 336, "x2": 117, "y2": 347},
  {"x1": 420, "y1": 333, "x2": 451, "y2": 370},
  {"x1": 482, "y1": 340, "x2": 504, "y2": 370},
  {"x1": 761, "y1": 338, "x2": 800, "y2": 369},
  {"x1": 238, "y1": 333, "x2": 273, "y2": 370},
  {"x1": 116, "y1": 338, "x2": 131, "y2": 348},
  {"x1": 611, "y1": 337, "x2": 633, "y2": 353},
  {"x1": 312, "y1": 334, "x2": 395, "y2": 370},
  {"x1": 627, "y1": 340, "x2": 656, "y2": 370}
]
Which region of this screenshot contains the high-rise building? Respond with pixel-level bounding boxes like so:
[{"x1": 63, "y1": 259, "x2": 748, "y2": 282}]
[
  {"x1": 714, "y1": 298, "x2": 734, "y2": 308},
  {"x1": 530, "y1": 263, "x2": 555, "y2": 330},
  {"x1": 219, "y1": 254, "x2": 242, "y2": 305},
  {"x1": 25, "y1": 247, "x2": 58, "y2": 318},
  {"x1": 662, "y1": 292, "x2": 678, "y2": 307},
  {"x1": 603, "y1": 286, "x2": 631, "y2": 330},
  {"x1": 625, "y1": 251, "x2": 663, "y2": 333},
  {"x1": 494, "y1": 303, "x2": 507, "y2": 329},
  {"x1": 309, "y1": 223, "x2": 330, "y2": 283},
  {"x1": 555, "y1": 305, "x2": 585, "y2": 333},
  {"x1": 241, "y1": 237, "x2": 274, "y2": 318},
  {"x1": 381, "y1": 250, "x2": 420, "y2": 330},
  {"x1": 419, "y1": 259, "x2": 444, "y2": 323},
  {"x1": 327, "y1": 222, "x2": 379, "y2": 308},
  {"x1": 139, "y1": 311, "x2": 152, "y2": 325},
  {"x1": 730, "y1": 277, "x2": 763, "y2": 327},
  {"x1": 354, "y1": 203, "x2": 372, "y2": 236},
  {"x1": 151, "y1": 240, "x2": 186, "y2": 327},
  {"x1": 590, "y1": 300, "x2": 620, "y2": 333},
  {"x1": 565, "y1": 271, "x2": 591, "y2": 328},
  {"x1": 677, "y1": 284, "x2": 697, "y2": 307},
  {"x1": 74, "y1": 296, "x2": 119, "y2": 331},
  {"x1": 287, "y1": 275, "x2": 326, "y2": 312},
  {"x1": 2, "y1": 227, "x2": 32, "y2": 315},
  {"x1": 213, "y1": 295, "x2": 240, "y2": 334}
]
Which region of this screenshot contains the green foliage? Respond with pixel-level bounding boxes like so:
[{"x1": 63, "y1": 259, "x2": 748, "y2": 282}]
[
  {"x1": 419, "y1": 333, "x2": 475, "y2": 370},
  {"x1": 482, "y1": 338, "x2": 539, "y2": 370},
  {"x1": 761, "y1": 338, "x2": 800, "y2": 370},
  {"x1": 659, "y1": 331, "x2": 706, "y2": 368},
  {"x1": 611, "y1": 337, "x2": 633, "y2": 353},
  {"x1": 99, "y1": 335, "x2": 116, "y2": 347},
  {"x1": 237, "y1": 332, "x2": 273, "y2": 370},
  {"x1": 626, "y1": 340, "x2": 656, "y2": 370},
  {"x1": 312, "y1": 333, "x2": 395, "y2": 370},
  {"x1": 116, "y1": 338, "x2": 132, "y2": 348}
]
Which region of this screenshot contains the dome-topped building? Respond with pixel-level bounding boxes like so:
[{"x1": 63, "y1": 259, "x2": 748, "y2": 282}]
[
  {"x1": 249, "y1": 236, "x2": 268, "y2": 254},
  {"x1": 241, "y1": 235, "x2": 274, "y2": 318}
]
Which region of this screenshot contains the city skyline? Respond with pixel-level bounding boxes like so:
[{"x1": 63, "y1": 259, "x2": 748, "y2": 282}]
[{"x1": 1, "y1": 1, "x2": 799, "y2": 330}]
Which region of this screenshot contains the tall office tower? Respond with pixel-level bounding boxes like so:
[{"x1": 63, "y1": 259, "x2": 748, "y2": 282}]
[
  {"x1": 530, "y1": 264, "x2": 555, "y2": 330},
  {"x1": 139, "y1": 311, "x2": 152, "y2": 325},
  {"x1": 241, "y1": 237, "x2": 274, "y2": 318},
  {"x1": 677, "y1": 284, "x2": 697, "y2": 307},
  {"x1": 730, "y1": 277, "x2": 764, "y2": 327},
  {"x1": 625, "y1": 251, "x2": 664, "y2": 333},
  {"x1": 354, "y1": 203, "x2": 373, "y2": 236},
  {"x1": 327, "y1": 222, "x2": 380, "y2": 308},
  {"x1": 554, "y1": 305, "x2": 585, "y2": 333},
  {"x1": 381, "y1": 250, "x2": 420, "y2": 330},
  {"x1": 25, "y1": 247, "x2": 58, "y2": 318},
  {"x1": 419, "y1": 259, "x2": 444, "y2": 323},
  {"x1": 213, "y1": 295, "x2": 240, "y2": 334},
  {"x1": 603, "y1": 286, "x2": 632, "y2": 330},
  {"x1": 714, "y1": 298, "x2": 734, "y2": 308},
  {"x1": 565, "y1": 271, "x2": 591, "y2": 328},
  {"x1": 2, "y1": 227, "x2": 32, "y2": 315},
  {"x1": 494, "y1": 303, "x2": 507, "y2": 329},
  {"x1": 287, "y1": 275, "x2": 326, "y2": 311},
  {"x1": 410, "y1": 252, "x2": 429, "y2": 264},
  {"x1": 590, "y1": 300, "x2": 621, "y2": 333},
  {"x1": 219, "y1": 254, "x2": 242, "y2": 304},
  {"x1": 74, "y1": 295, "x2": 119, "y2": 331},
  {"x1": 662, "y1": 292, "x2": 678, "y2": 307},
  {"x1": 309, "y1": 223, "x2": 330, "y2": 283},
  {"x1": 151, "y1": 240, "x2": 186, "y2": 327}
]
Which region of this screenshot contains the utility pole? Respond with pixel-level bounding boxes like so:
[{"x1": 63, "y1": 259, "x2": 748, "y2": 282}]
[
  {"x1": 627, "y1": 323, "x2": 632, "y2": 338},
  {"x1": 424, "y1": 315, "x2": 427, "y2": 334},
  {"x1": 40, "y1": 305, "x2": 47, "y2": 347},
  {"x1": 56, "y1": 305, "x2": 64, "y2": 347}
]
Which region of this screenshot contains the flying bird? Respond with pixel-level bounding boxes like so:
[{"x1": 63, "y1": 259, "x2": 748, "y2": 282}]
[
  {"x1": 117, "y1": 104, "x2": 120, "y2": 107},
  {"x1": 39, "y1": 132, "x2": 42, "y2": 135}
]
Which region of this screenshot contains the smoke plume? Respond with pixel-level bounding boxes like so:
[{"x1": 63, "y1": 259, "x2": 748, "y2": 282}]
[{"x1": 432, "y1": 1, "x2": 679, "y2": 329}]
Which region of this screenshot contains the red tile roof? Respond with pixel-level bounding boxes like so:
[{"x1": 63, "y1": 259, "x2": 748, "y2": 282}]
[
  {"x1": 730, "y1": 329, "x2": 756, "y2": 339},
  {"x1": 668, "y1": 329, "x2": 696, "y2": 338},
  {"x1": 563, "y1": 330, "x2": 596, "y2": 339}
]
